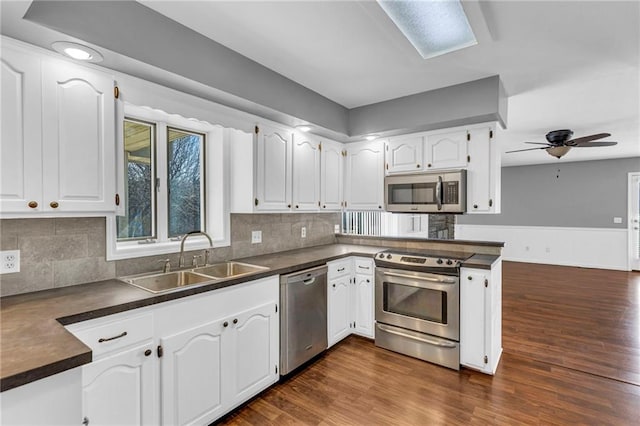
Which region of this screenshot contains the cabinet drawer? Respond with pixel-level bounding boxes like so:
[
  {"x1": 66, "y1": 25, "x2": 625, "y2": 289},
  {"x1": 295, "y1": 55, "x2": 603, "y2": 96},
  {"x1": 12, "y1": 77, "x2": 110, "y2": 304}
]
[
  {"x1": 327, "y1": 259, "x2": 352, "y2": 279},
  {"x1": 354, "y1": 258, "x2": 374, "y2": 275},
  {"x1": 71, "y1": 313, "x2": 154, "y2": 358}
]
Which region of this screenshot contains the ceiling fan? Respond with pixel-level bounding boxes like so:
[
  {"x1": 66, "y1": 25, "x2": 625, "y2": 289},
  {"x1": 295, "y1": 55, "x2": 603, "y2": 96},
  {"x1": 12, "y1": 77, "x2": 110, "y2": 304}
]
[{"x1": 506, "y1": 130, "x2": 618, "y2": 159}]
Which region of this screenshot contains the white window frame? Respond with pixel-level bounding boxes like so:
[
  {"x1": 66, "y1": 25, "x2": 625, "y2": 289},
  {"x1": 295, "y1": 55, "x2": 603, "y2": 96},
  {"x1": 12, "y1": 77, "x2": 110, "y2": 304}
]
[{"x1": 107, "y1": 103, "x2": 230, "y2": 260}]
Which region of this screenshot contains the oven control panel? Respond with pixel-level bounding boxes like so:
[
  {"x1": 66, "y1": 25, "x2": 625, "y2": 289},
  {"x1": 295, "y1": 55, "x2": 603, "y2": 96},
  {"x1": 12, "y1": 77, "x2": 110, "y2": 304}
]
[{"x1": 375, "y1": 251, "x2": 462, "y2": 269}]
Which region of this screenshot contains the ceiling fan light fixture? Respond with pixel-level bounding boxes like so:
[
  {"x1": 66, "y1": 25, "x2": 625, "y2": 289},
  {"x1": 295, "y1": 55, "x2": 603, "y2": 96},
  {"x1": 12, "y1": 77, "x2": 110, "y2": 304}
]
[
  {"x1": 377, "y1": 0, "x2": 477, "y2": 59},
  {"x1": 546, "y1": 145, "x2": 571, "y2": 159}
]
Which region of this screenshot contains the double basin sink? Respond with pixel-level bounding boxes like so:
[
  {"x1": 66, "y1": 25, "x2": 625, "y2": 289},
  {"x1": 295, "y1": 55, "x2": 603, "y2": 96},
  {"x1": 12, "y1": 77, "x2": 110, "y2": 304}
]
[{"x1": 119, "y1": 262, "x2": 269, "y2": 294}]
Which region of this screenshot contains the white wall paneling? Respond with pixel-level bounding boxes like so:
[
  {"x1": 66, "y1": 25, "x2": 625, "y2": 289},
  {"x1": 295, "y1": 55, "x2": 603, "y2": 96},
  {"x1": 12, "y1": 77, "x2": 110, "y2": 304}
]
[{"x1": 455, "y1": 224, "x2": 628, "y2": 271}]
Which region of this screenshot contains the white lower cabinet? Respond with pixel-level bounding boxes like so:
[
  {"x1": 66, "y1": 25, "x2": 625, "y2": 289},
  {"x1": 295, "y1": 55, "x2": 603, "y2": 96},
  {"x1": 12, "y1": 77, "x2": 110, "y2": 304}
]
[
  {"x1": 327, "y1": 257, "x2": 375, "y2": 346},
  {"x1": 67, "y1": 276, "x2": 279, "y2": 426},
  {"x1": 83, "y1": 343, "x2": 157, "y2": 426},
  {"x1": 353, "y1": 273, "x2": 374, "y2": 338},
  {"x1": 460, "y1": 259, "x2": 502, "y2": 374},
  {"x1": 160, "y1": 318, "x2": 226, "y2": 426},
  {"x1": 328, "y1": 273, "x2": 352, "y2": 346}
]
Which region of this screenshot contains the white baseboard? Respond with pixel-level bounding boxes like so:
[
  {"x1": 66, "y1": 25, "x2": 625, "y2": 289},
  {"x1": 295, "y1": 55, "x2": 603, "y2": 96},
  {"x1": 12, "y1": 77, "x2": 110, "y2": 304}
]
[{"x1": 455, "y1": 224, "x2": 629, "y2": 271}]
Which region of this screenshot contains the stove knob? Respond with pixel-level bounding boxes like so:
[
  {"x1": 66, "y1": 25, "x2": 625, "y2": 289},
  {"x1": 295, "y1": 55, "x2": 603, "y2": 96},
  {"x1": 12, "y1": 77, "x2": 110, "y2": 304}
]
[
  {"x1": 378, "y1": 253, "x2": 385, "y2": 259},
  {"x1": 436, "y1": 259, "x2": 443, "y2": 265},
  {"x1": 386, "y1": 254, "x2": 392, "y2": 259},
  {"x1": 446, "y1": 259, "x2": 453, "y2": 265}
]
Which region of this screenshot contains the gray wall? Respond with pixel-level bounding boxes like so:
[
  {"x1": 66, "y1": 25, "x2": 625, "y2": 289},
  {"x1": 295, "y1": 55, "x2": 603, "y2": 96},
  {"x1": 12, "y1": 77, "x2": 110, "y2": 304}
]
[
  {"x1": 0, "y1": 213, "x2": 340, "y2": 296},
  {"x1": 457, "y1": 157, "x2": 640, "y2": 228},
  {"x1": 20, "y1": 1, "x2": 507, "y2": 140}
]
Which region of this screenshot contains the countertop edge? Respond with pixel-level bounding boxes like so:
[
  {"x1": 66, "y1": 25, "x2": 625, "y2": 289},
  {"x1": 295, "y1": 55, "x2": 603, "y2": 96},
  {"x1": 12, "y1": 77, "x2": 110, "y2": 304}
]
[{"x1": 1, "y1": 248, "x2": 380, "y2": 391}]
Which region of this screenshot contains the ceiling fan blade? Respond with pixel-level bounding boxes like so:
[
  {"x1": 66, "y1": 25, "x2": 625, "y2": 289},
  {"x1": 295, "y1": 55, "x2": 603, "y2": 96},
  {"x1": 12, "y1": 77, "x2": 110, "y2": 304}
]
[
  {"x1": 506, "y1": 147, "x2": 547, "y2": 153},
  {"x1": 524, "y1": 142, "x2": 551, "y2": 145},
  {"x1": 566, "y1": 133, "x2": 611, "y2": 146},
  {"x1": 573, "y1": 141, "x2": 618, "y2": 147}
]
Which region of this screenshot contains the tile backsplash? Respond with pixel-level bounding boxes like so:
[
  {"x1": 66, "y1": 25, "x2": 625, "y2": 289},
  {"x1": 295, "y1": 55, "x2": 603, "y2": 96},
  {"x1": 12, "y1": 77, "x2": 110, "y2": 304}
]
[{"x1": 0, "y1": 213, "x2": 340, "y2": 297}]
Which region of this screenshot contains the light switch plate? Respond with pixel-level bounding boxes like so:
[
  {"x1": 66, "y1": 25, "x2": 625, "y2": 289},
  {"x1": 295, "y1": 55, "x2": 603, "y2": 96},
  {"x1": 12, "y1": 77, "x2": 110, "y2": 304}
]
[
  {"x1": 251, "y1": 230, "x2": 262, "y2": 244},
  {"x1": 301, "y1": 227, "x2": 307, "y2": 238},
  {"x1": 613, "y1": 217, "x2": 623, "y2": 224},
  {"x1": 0, "y1": 250, "x2": 20, "y2": 274},
  {"x1": 334, "y1": 224, "x2": 340, "y2": 233}
]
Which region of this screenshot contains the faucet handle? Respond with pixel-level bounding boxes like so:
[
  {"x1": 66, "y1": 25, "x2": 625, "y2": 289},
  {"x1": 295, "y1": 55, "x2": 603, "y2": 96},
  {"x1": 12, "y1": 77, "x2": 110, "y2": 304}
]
[
  {"x1": 203, "y1": 249, "x2": 212, "y2": 266},
  {"x1": 192, "y1": 255, "x2": 203, "y2": 268},
  {"x1": 158, "y1": 259, "x2": 171, "y2": 273}
]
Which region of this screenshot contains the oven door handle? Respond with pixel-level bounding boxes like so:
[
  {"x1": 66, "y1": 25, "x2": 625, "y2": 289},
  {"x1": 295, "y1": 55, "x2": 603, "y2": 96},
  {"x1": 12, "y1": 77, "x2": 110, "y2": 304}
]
[
  {"x1": 436, "y1": 175, "x2": 443, "y2": 211},
  {"x1": 376, "y1": 324, "x2": 457, "y2": 348},
  {"x1": 381, "y1": 271, "x2": 456, "y2": 284}
]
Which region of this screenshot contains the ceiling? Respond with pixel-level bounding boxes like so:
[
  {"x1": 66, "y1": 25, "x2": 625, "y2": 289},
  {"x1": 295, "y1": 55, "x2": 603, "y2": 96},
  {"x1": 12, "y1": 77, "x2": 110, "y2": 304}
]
[{"x1": 2, "y1": 1, "x2": 639, "y2": 166}]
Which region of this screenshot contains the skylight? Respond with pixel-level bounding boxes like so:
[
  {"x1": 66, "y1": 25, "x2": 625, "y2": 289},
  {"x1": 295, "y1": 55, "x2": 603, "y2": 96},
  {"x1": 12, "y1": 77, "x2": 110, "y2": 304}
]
[{"x1": 377, "y1": 0, "x2": 477, "y2": 59}]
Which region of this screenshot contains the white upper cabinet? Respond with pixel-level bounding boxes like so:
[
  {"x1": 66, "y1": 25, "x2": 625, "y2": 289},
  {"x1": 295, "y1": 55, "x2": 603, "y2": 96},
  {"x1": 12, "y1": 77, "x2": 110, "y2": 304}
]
[
  {"x1": 344, "y1": 140, "x2": 384, "y2": 210},
  {"x1": 320, "y1": 139, "x2": 344, "y2": 211},
  {"x1": 0, "y1": 40, "x2": 116, "y2": 217},
  {"x1": 42, "y1": 59, "x2": 115, "y2": 213},
  {"x1": 0, "y1": 45, "x2": 43, "y2": 214},
  {"x1": 425, "y1": 130, "x2": 468, "y2": 170},
  {"x1": 292, "y1": 133, "x2": 320, "y2": 211},
  {"x1": 466, "y1": 127, "x2": 500, "y2": 214},
  {"x1": 255, "y1": 124, "x2": 293, "y2": 211},
  {"x1": 386, "y1": 135, "x2": 424, "y2": 174}
]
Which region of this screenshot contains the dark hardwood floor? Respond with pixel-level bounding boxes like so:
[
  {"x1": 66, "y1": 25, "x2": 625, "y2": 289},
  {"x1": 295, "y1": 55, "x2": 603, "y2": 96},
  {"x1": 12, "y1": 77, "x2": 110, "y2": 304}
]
[{"x1": 219, "y1": 261, "x2": 640, "y2": 425}]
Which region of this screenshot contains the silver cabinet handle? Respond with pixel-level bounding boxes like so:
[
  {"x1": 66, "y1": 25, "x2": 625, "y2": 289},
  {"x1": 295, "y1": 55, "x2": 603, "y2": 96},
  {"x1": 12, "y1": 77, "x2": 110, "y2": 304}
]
[
  {"x1": 98, "y1": 331, "x2": 127, "y2": 343},
  {"x1": 358, "y1": 265, "x2": 370, "y2": 270},
  {"x1": 337, "y1": 267, "x2": 345, "y2": 272},
  {"x1": 377, "y1": 324, "x2": 456, "y2": 348}
]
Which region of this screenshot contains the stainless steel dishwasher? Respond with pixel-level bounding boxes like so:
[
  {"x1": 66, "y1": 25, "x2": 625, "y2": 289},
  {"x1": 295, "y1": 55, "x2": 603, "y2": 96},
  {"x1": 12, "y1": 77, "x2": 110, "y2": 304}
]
[{"x1": 280, "y1": 265, "x2": 328, "y2": 375}]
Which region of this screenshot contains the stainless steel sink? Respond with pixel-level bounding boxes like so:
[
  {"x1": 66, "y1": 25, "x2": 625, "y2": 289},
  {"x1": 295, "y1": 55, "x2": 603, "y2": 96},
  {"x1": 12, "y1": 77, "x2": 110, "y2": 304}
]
[
  {"x1": 121, "y1": 271, "x2": 215, "y2": 294},
  {"x1": 193, "y1": 262, "x2": 268, "y2": 279}
]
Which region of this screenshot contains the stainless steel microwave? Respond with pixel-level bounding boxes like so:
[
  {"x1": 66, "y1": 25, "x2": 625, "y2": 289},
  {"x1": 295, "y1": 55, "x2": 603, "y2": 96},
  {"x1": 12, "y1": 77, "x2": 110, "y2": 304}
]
[{"x1": 384, "y1": 170, "x2": 467, "y2": 213}]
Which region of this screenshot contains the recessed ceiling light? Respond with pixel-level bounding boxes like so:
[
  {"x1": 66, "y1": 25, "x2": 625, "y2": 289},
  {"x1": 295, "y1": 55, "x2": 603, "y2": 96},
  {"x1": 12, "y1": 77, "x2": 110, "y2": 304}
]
[
  {"x1": 377, "y1": 0, "x2": 477, "y2": 59},
  {"x1": 296, "y1": 125, "x2": 312, "y2": 132},
  {"x1": 365, "y1": 135, "x2": 378, "y2": 141},
  {"x1": 51, "y1": 41, "x2": 104, "y2": 63}
]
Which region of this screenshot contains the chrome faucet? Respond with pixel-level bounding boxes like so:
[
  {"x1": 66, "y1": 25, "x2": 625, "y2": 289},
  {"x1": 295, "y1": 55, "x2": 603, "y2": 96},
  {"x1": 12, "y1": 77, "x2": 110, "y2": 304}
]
[{"x1": 179, "y1": 231, "x2": 213, "y2": 268}]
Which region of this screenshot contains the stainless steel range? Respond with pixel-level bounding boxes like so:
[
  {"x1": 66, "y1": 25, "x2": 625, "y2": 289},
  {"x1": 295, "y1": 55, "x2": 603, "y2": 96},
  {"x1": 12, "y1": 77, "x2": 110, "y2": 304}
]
[{"x1": 374, "y1": 249, "x2": 470, "y2": 370}]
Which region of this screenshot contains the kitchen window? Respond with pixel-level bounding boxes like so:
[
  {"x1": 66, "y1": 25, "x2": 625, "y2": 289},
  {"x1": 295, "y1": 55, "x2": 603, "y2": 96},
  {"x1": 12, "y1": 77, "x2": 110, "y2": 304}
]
[{"x1": 107, "y1": 103, "x2": 229, "y2": 260}]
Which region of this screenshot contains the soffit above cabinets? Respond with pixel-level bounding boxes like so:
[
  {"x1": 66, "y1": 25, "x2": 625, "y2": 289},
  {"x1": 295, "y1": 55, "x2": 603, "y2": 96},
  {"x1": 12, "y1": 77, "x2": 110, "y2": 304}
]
[{"x1": 3, "y1": 0, "x2": 638, "y2": 166}]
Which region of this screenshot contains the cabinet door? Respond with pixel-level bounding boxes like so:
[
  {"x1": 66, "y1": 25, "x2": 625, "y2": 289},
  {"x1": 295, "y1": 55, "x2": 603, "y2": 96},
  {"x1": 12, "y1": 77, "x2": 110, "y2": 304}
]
[
  {"x1": 344, "y1": 140, "x2": 384, "y2": 210},
  {"x1": 160, "y1": 318, "x2": 226, "y2": 426},
  {"x1": 0, "y1": 46, "x2": 43, "y2": 214},
  {"x1": 354, "y1": 273, "x2": 374, "y2": 338},
  {"x1": 386, "y1": 135, "x2": 423, "y2": 174},
  {"x1": 83, "y1": 344, "x2": 156, "y2": 426},
  {"x1": 425, "y1": 131, "x2": 468, "y2": 170},
  {"x1": 226, "y1": 302, "x2": 278, "y2": 408},
  {"x1": 42, "y1": 61, "x2": 116, "y2": 212},
  {"x1": 41, "y1": 59, "x2": 115, "y2": 213},
  {"x1": 292, "y1": 133, "x2": 320, "y2": 211},
  {"x1": 255, "y1": 124, "x2": 292, "y2": 211},
  {"x1": 460, "y1": 269, "x2": 487, "y2": 371},
  {"x1": 466, "y1": 128, "x2": 492, "y2": 212},
  {"x1": 320, "y1": 139, "x2": 344, "y2": 211},
  {"x1": 327, "y1": 276, "x2": 352, "y2": 346}
]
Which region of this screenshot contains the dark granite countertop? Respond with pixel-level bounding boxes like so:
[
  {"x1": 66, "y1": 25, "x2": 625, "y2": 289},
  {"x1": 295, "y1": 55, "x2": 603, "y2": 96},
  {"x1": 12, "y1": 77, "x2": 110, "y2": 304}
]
[
  {"x1": 0, "y1": 244, "x2": 380, "y2": 392},
  {"x1": 462, "y1": 254, "x2": 501, "y2": 270},
  {"x1": 0, "y1": 242, "x2": 500, "y2": 392}
]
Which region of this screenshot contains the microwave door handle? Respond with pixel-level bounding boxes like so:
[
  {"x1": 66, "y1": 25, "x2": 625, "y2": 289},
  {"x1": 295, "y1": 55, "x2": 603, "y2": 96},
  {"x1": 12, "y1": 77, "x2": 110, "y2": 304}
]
[{"x1": 436, "y1": 176, "x2": 443, "y2": 211}]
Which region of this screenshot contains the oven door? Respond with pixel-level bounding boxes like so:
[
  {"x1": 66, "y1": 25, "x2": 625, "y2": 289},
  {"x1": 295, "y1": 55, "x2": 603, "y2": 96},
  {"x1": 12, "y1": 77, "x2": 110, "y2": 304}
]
[{"x1": 375, "y1": 267, "x2": 459, "y2": 341}]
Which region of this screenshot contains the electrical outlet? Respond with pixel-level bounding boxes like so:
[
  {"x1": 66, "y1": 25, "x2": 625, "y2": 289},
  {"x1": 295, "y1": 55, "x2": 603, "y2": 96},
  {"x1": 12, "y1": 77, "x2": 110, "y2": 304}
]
[
  {"x1": 1, "y1": 250, "x2": 20, "y2": 274},
  {"x1": 613, "y1": 217, "x2": 622, "y2": 224},
  {"x1": 251, "y1": 230, "x2": 262, "y2": 244},
  {"x1": 334, "y1": 224, "x2": 340, "y2": 234},
  {"x1": 301, "y1": 227, "x2": 307, "y2": 238},
  {"x1": 545, "y1": 247, "x2": 551, "y2": 253}
]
